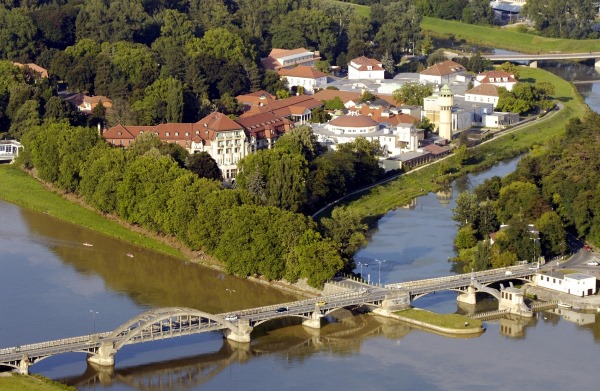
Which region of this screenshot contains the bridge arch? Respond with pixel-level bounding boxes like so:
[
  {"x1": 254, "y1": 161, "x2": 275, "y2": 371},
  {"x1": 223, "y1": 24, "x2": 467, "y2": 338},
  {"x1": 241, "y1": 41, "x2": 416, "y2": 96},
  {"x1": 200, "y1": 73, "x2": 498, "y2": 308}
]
[{"x1": 107, "y1": 307, "x2": 237, "y2": 352}]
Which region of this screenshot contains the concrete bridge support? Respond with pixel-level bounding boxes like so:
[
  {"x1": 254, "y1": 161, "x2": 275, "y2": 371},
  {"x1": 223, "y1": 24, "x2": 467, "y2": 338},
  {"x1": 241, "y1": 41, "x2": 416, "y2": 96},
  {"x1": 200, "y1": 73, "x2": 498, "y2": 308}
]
[
  {"x1": 373, "y1": 290, "x2": 411, "y2": 317},
  {"x1": 87, "y1": 343, "x2": 116, "y2": 366},
  {"x1": 457, "y1": 286, "x2": 477, "y2": 305},
  {"x1": 18, "y1": 355, "x2": 30, "y2": 375},
  {"x1": 529, "y1": 60, "x2": 538, "y2": 68},
  {"x1": 302, "y1": 307, "x2": 324, "y2": 329},
  {"x1": 596, "y1": 58, "x2": 600, "y2": 68},
  {"x1": 223, "y1": 320, "x2": 253, "y2": 343},
  {"x1": 498, "y1": 287, "x2": 533, "y2": 318}
]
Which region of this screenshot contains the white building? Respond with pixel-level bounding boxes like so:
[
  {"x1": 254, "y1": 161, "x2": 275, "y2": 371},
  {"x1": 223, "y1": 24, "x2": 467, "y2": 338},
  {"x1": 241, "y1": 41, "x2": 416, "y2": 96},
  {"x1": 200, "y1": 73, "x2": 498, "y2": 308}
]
[
  {"x1": 348, "y1": 56, "x2": 385, "y2": 80},
  {"x1": 278, "y1": 66, "x2": 328, "y2": 94},
  {"x1": 535, "y1": 273, "x2": 597, "y2": 297},
  {"x1": 317, "y1": 113, "x2": 408, "y2": 156},
  {"x1": 465, "y1": 84, "x2": 500, "y2": 108},
  {"x1": 483, "y1": 112, "x2": 520, "y2": 129},
  {"x1": 419, "y1": 60, "x2": 467, "y2": 85},
  {"x1": 475, "y1": 70, "x2": 517, "y2": 91},
  {"x1": 261, "y1": 48, "x2": 321, "y2": 71}
]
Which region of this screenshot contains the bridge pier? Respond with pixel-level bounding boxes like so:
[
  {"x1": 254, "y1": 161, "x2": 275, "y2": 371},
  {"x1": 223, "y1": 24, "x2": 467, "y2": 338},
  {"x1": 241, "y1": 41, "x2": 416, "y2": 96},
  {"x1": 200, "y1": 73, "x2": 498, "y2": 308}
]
[
  {"x1": 372, "y1": 290, "x2": 411, "y2": 317},
  {"x1": 18, "y1": 355, "x2": 30, "y2": 375},
  {"x1": 499, "y1": 287, "x2": 533, "y2": 318},
  {"x1": 302, "y1": 308, "x2": 323, "y2": 329},
  {"x1": 596, "y1": 58, "x2": 600, "y2": 68},
  {"x1": 223, "y1": 320, "x2": 253, "y2": 343},
  {"x1": 457, "y1": 286, "x2": 477, "y2": 305},
  {"x1": 529, "y1": 60, "x2": 538, "y2": 68},
  {"x1": 87, "y1": 343, "x2": 116, "y2": 367}
]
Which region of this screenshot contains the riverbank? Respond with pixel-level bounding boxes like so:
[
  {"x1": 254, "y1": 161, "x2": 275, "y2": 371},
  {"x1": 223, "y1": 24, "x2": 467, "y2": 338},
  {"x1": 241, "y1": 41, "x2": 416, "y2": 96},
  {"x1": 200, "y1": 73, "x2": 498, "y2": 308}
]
[
  {"x1": 421, "y1": 17, "x2": 600, "y2": 54},
  {"x1": 0, "y1": 373, "x2": 74, "y2": 391},
  {"x1": 389, "y1": 308, "x2": 484, "y2": 336},
  {"x1": 524, "y1": 285, "x2": 600, "y2": 312},
  {"x1": 0, "y1": 165, "x2": 319, "y2": 298},
  {"x1": 343, "y1": 67, "x2": 588, "y2": 220}
]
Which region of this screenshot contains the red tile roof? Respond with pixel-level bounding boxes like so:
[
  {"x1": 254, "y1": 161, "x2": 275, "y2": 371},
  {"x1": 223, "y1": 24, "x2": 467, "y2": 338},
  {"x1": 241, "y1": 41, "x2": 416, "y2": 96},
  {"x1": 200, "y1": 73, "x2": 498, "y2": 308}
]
[
  {"x1": 420, "y1": 60, "x2": 466, "y2": 77},
  {"x1": 258, "y1": 95, "x2": 323, "y2": 118},
  {"x1": 477, "y1": 70, "x2": 516, "y2": 84},
  {"x1": 261, "y1": 48, "x2": 321, "y2": 70},
  {"x1": 329, "y1": 114, "x2": 378, "y2": 128},
  {"x1": 198, "y1": 112, "x2": 243, "y2": 131},
  {"x1": 466, "y1": 84, "x2": 499, "y2": 97},
  {"x1": 349, "y1": 56, "x2": 384, "y2": 71},
  {"x1": 278, "y1": 65, "x2": 328, "y2": 79}
]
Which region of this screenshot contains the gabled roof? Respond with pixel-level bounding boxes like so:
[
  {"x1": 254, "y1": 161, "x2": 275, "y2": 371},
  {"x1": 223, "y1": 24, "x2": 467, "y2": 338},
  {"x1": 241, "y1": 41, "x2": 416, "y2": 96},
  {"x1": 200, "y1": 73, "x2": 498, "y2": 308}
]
[
  {"x1": 258, "y1": 95, "x2": 323, "y2": 117},
  {"x1": 12, "y1": 62, "x2": 48, "y2": 78},
  {"x1": 236, "y1": 90, "x2": 277, "y2": 108},
  {"x1": 420, "y1": 60, "x2": 466, "y2": 77},
  {"x1": 476, "y1": 70, "x2": 517, "y2": 84},
  {"x1": 278, "y1": 65, "x2": 327, "y2": 79},
  {"x1": 350, "y1": 104, "x2": 419, "y2": 125},
  {"x1": 349, "y1": 56, "x2": 384, "y2": 72},
  {"x1": 329, "y1": 114, "x2": 378, "y2": 128},
  {"x1": 197, "y1": 112, "x2": 243, "y2": 131},
  {"x1": 466, "y1": 84, "x2": 499, "y2": 97}
]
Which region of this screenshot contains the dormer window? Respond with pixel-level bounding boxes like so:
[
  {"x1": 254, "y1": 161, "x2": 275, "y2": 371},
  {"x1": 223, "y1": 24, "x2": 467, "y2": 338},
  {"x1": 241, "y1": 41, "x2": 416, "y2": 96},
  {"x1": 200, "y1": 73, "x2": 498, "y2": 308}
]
[{"x1": 166, "y1": 132, "x2": 170, "y2": 136}]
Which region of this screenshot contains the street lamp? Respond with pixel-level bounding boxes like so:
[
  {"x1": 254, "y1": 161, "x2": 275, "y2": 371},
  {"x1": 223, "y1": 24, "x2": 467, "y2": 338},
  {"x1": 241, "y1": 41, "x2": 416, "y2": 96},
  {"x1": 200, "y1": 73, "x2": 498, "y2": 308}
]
[
  {"x1": 89, "y1": 310, "x2": 99, "y2": 334},
  {"x1": 375, "y1": 259, "x2": 386, "y2": 286},
  {"x1": 530, "y1": 237, "x2": 539, "y2": 267},
  {"x1": 357, "y1": 262, "x2": 368, "y2": 281},
  {"x1": 225, "y1": 289, "x2": 236, "y2": 312}
]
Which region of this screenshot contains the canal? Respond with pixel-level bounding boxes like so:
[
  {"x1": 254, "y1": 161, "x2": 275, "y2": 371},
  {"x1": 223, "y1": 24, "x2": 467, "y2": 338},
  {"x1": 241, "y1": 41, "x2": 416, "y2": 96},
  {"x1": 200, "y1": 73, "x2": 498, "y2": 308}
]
[{"x1": 1, "y1": 62, "x2": 599, "y2": 390}]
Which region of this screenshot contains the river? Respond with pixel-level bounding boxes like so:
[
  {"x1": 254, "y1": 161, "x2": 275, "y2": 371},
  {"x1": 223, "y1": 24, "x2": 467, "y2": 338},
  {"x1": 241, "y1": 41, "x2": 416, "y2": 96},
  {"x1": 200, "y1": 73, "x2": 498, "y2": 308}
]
[{"x1": 1, "y1": 63, "x2": 600, "y2": 390}]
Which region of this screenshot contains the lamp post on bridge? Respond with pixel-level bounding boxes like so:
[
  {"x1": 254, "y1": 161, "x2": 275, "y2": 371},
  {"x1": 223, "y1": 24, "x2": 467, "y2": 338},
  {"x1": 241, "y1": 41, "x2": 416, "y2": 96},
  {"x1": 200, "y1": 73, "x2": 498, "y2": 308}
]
[
  {"x1": 225, "y1": 289, "x2": 236, "y2": 312},
  {"x1": 89, "y1": 310, "x2": 99, "y2": 334},
  {"x1": 375, "y1": 259, "x2": 386, "y2": 286},
  {"x1": 357, "y1": 262, "x2": 368, "y2": 282},
  {"x1": 530, "y1": 237, "x2": 539, "y2": 267}
]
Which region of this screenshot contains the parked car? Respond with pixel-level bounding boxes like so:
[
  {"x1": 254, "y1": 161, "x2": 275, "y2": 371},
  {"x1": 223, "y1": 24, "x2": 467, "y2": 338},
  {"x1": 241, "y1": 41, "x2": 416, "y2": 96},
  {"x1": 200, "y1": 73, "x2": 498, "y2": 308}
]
[
  {"x1": 586, "y1": 261, "x2": 599, "y2": 266},
  {"x1": 275, "y1": 307, "x2": 288, "y2": 313},
  {"x1": 584, "y1": 245, "x2": 592, "y2": 252}
]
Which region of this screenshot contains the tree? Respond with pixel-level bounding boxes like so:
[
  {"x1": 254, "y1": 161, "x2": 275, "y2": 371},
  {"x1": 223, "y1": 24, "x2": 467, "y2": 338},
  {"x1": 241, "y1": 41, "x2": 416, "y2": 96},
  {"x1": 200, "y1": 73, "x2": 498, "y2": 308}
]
[
  {"x1": 286, "y1": 230, "x2": 343, "y2": 287},
  {"x1": 536, "y1": 211, "x2": 567, "y2": 257},
  {"x1": 455, "y1": 224, "x2": 478, "y2": 250},
  {"x1": 133, "y1": 77, "x2": 184, "y2": 124},
  {"x1": 79, "y1": 144, "x2": 126, "y2": 213},
  {"x1": 324, "y1": 96, "x2": 345, "y2": 111},
  {"x1": 381, "y1": 50, "x2": 395, "y2": 77},
  {"x1": 420, "y1": 35, "x2": 433, "y2": 56},
  {"x1": 462, "y1": 0, "x2": 495, "y2": 25},
  {"x1": 523, "y1": 0, "x2": 596, "y2": 39},
  {"x1": 393, "y1": 83, "x2": 433, "y2": 106},
  {"x1": 496, "y1": 181, "x2": 549, "y2": 223},
  {"x1": 0, "y1": 7, "x2": 37, "y2": 60},
  {"x1": 454, "y1": 144, "x2": 470, "y2": 166},
  {"x1": 8, "y1": 100, "x2": 40, "y2": 140},
  {"x1": 358, "y1": 90, "x2": 377, "y2": 103},
  {"x1": 498, "y1": 62, "x2": 521, "y2": 79},
  {"x1": 309, "y1": 106, "x2": 330, "y2": 123},
  {"x1": 187, "y1": 152, "x2": 223, "y2": 181},
  {"x1": 453, "y1": 191, "x2": 479, "y2": 228},
  {"x1": 320, "y1": 206, "x2": 367, "y2": 259}
]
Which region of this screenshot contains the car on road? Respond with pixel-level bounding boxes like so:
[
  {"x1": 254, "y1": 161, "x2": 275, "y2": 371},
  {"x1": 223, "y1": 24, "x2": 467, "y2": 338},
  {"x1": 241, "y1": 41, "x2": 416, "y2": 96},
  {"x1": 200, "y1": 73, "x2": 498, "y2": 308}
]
[
  {"x1": 584, "y1": 245, "x2": 592, "y2": 252},
  {"x1": 586, "y1": 261, "x2": 599, "y2": 266},
  {"x1": 225, "y1": 315, "x2": 238, "y2": 321},
  {"x1": 275, "y1": 307, "x2": 288, "y2": 313},
  {"x1": 504, "y1": 270, "x2": 513, "y2": 276},
  {"x1": 316, "y1": 301, "x2": 326, "y2": 306}
]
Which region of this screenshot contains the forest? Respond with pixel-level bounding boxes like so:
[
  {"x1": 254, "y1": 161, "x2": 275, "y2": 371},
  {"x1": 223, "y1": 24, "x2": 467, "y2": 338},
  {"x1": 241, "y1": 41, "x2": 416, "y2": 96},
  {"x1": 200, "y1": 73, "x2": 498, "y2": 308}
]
[{"x1": 452, "y1": 112, "x2": 600, "y2": 271}]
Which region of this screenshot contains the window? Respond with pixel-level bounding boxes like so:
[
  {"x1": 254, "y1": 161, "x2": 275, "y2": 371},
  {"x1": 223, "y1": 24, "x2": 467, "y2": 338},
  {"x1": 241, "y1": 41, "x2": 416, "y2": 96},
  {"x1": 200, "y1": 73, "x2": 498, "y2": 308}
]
[
  {"x1": 175, "y1": 132, "x2": 179, "y2": 136},
  {"x1": 166, "y1": 132, "x2": 170, "y2": 136}
]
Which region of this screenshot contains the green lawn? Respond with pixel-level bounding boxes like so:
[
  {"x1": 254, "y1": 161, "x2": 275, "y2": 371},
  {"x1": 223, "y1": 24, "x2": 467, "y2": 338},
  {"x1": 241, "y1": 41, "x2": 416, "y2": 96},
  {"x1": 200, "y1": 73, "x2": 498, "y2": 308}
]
[
  {"x1": 421, "y1": 17, "x2": 600, "y2": 54},
  {"x1": 342, "y1": 67, "x2": 588, "y2": 220},
  {"x1": 396, "y1": 308, "x2": 482, "y2": 329},
  {"x1": 0, "y1": 165, "x2": 184, "y2": 259},
  {"x1": 0, "y1": 374, "x2": 74, "y2": 391},
  {"x1": 327, "y1": 0, "x2": 370, "y2": 18}
]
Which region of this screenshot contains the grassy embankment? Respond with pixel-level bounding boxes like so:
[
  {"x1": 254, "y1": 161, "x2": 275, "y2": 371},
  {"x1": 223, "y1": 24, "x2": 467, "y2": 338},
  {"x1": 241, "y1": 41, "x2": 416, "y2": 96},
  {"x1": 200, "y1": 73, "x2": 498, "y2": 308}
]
[
  {"x1": 0, "y1": 373, "x2": 75, "y2": 391},
  {"x1": 422, "y1": 17, "x2": 600, "y2": 54},
  {"x1": 396, "y1": 308, "x2": 482, "y2": 330},
  {"x1": 326, "y1": 0, "x2": 370, "y2": 18},
  {"x1": 342, "y1": 67, "x2": 589, "y2": 221},
  {"x1": 0, "y1": 165, "x2": 183, "y2": 259}
]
